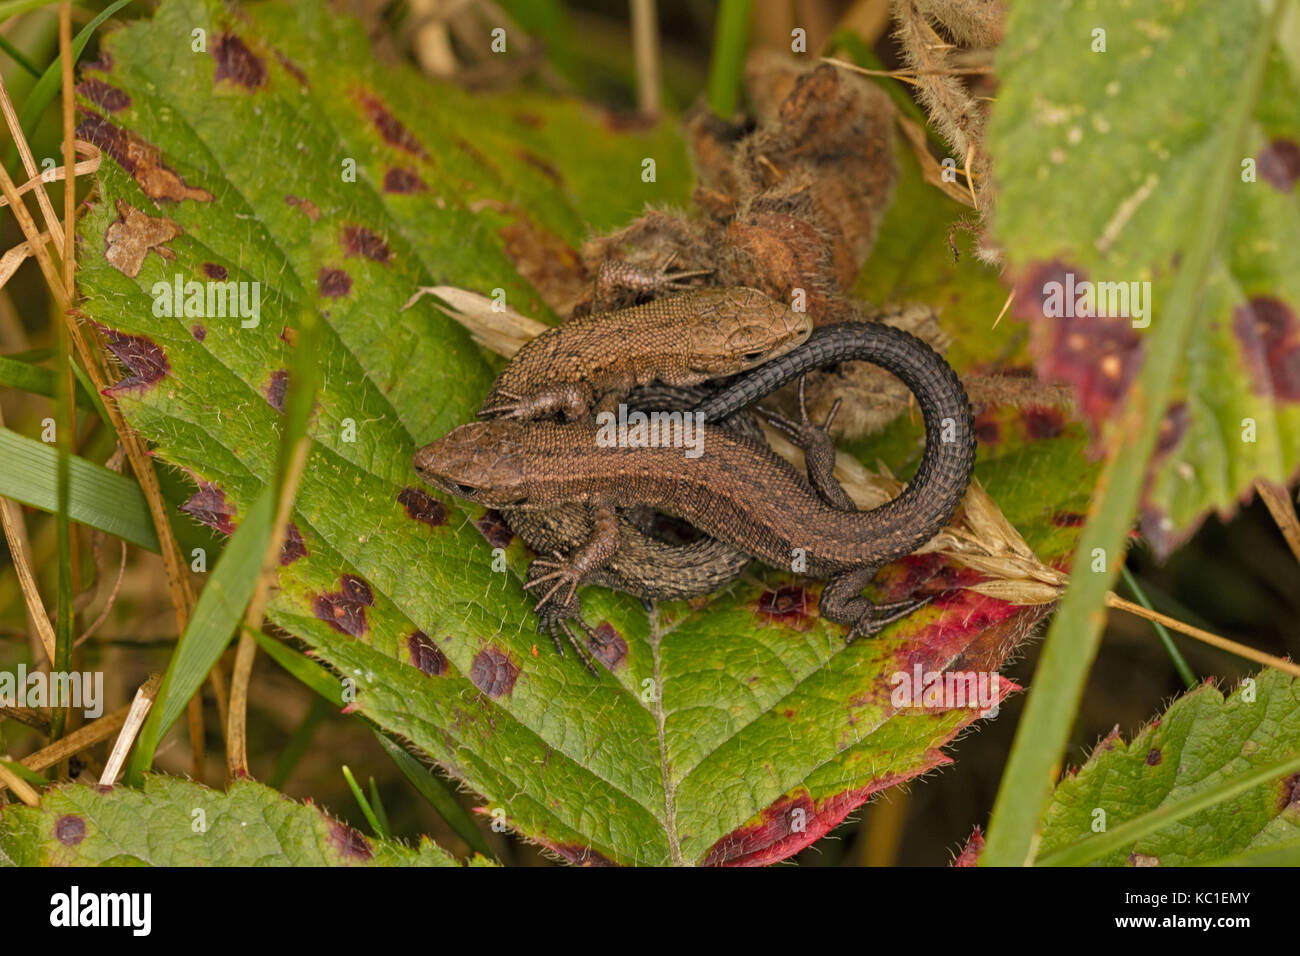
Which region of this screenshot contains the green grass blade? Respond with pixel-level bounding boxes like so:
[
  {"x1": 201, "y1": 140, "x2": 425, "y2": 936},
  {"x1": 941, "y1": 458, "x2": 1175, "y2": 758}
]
[
  {"x1": 123, "y1": 484, "x2": 274, "y2": 784},
  {"x1": 0, "y1": 425, "x2": 157, "y2": 551},
  {"x1": 367, "y1": 776, "x2": 391, "y2": 838},
  {"x1": 0, "y1": 32, "x2": 41, "y2": 76},
  {"x1": 0, "y1": 353, "x2": 95, "y2": 407},
  {"x1": 252, "y1": 628, "x2": 342, "y2": 702},
  {"x1": 373, "y1": 730, "x2": 495, "y2": 860},
  {"x1": 706, "y1": 0, "x2": 750, "y2": 117},
  {"x1": 1121, "y1": 566, "x2": 1197, "y2": 689},
  {"x1": 981, "y1": 3, "x2": 1284, "y2": 866},
  {"x1": 342, "y1": 765, "x2": 386, "y2": 838}
]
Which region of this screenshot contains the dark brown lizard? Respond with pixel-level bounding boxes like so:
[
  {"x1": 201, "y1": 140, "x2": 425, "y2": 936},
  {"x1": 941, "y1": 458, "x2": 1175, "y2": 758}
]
[{"x1": 415, "y1": 321, "x2": 976, "y2": 664}]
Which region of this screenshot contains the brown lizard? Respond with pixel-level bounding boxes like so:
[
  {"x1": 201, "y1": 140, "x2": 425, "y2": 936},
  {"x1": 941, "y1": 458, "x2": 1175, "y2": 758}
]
[{"x1": 415, "y1": 322, "x2": 976, "y2": 665}]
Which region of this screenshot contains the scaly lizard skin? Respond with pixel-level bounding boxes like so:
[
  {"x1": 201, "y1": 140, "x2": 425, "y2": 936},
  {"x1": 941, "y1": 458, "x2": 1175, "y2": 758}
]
[
  {"x1": 415, "y1": 321, "x2": 976, "y2": 666},
  {"x1": 478, "y1": 286, "x2": 810, "y2": 420}
]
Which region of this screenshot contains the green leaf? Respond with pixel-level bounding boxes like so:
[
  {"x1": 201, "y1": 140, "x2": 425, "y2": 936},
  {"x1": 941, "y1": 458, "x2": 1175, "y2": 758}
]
[
  {"x1": 0, "y1": 353, "x2": 97, "y2": 407},
  {"x1": 1037, "y1": 670, "x2": 1300, "y2": 866},
  {"x1": 0, "y1": 425, "x2": 158, "y2": 551},
  {"x1": 989, "y1": 0, "x2": 1300, "y2": 557},
  {"x1": 983, "y1": 0, "x2": 1286, "y2": 868},
  {"x1": 75, "y1": 0, "x2": 1088, "y2": 864},
  {"x1": 0, "y1": 776, "x2": 470, "y2": 865}
]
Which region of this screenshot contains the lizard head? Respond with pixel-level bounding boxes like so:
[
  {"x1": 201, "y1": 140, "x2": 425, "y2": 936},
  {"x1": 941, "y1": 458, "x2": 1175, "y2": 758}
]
[
  {"x1": 413, "y1": 421, "x2": 541, "y2": 507},
  {"x1": 683, "y1": 287, "x2": 812, "y2": 376}
]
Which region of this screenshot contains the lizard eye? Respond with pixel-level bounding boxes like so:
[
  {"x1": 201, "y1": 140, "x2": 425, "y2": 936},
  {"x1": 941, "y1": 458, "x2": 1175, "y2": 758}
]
[
  {"x1": 453, "y1": 483, "x2": 479, "y2": 497},
  {"x1": 741, "y1": 349, "x2": 766, "y2": 363}
]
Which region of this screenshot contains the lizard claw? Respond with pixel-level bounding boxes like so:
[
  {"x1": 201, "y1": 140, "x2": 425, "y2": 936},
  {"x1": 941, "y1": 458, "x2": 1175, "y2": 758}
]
[{"x1": 536, "y1": 598, "x2": 601, "y2": 675}]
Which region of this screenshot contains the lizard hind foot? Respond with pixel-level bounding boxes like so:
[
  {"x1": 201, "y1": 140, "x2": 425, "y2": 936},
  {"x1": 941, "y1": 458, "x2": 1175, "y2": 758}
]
[{"x1": 843, "y1": 595, "x2": 933, "y2": 644}]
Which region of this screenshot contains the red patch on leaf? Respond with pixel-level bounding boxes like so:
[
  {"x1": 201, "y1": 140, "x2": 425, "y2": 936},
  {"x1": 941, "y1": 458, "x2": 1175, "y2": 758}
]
[
  {"x1": 408, "y1": 631, "x2": 448, "y2": 676},
  {"x1": 356, "y1": 91, "x2": 427, "y2": 158},
  {"x1": 202, "y1": 262, "x2": 228, "y2": 280},
  {"x1": 469, "y1": 647, "x2": 518, "y2": 697},
  {"x1": 383, "y1": 167, "x2": 426, "y2": 194},
  {"x1": 973, "y1": 411, "x2": 1001, "y2": 445},
  {"x1": 588, "y1": 622, "x2": 627, "y2": 669},
  {"x1": 54, "y1": 814, "x2": 86, "y2": 846},
  {"x1": 327, "y1": 819, "x2": 373, "y2": 860},
  {"x1": 341, "y1": 224, "x2": 391, "y2": 263},
  {"x1": 318, "y1": 267, "x2": 352, "y2": 298},
  {"x1": 100, "y1": 326, "x2": 169, "y2": 393},
  {"x1": 476, "y1": 509, "x2": 514, "y2": 549},
  {"x1": 1145, "y1": 747, "x2": 1162, "y2": 766},
  {"x1": 398, "y1": 486, "x2": 447, "y2": 528},
  {"x1": 180, "y1": 481, "x2": 236, "y2": 535},
  {"x1": 191, "y1": 324, "x2": 206, "y2": 341},
  {"x1": 212, "y1": 33, "x2": 266, "y2": 90},
  {"x1": 1050, "y1": 511, "x2": 1086, "y2": 528},
  {"x1": 313, "y1": 574, "x2": 375, "y2": 638},
  {"x1": 1279, "y1": 773, "x2": 1300, "y2": 809},
  {"x1": 279, "y1": 522, "x2": 307, "y2": 565},
  {"x1": 1232, "y1": 296, "x2": 1300, "y2": 401},
  {"x1": 265, "y1": 369, "x2": 288, "y2": 412},
  {"x1": 1258, "y1": 139, "x2": 1300, "y2": 191},
  {"x1": 76, "y1": 78, "x2": 130, "y2": 112},
  {"x1": 754, "y1": 585, "x2": 814, "y2": 630},
  {"x1": 1021, "y1": 406, "x2": 1065, "y2": 441},
  {"x1": 952, "y1": 828, "x2": 983, "y2": 866},
  {"x1": 1014, "y1": 261, "x2": 1144, "y2": 437}
]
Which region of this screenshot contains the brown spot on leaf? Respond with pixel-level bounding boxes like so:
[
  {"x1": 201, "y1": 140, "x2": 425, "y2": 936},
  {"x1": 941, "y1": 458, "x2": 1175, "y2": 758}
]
[
  {"x1": 589, "y1": 623, "x2": 627, "y2": 669},
  {"x1": 1014, "y1": 261, "x2": 1143, "y2": 435},
  {"x1": 755, "y1": 585, "x2": 814, "y2": 630},
  {"x1": 499, "y1": 218, "x2": 587, "y2": 312},
  {"x1": 470, "y1": 647, "x2": 518, "y2": 697},
  {"x1": 202, "y1": 262, "x2": 228, "y2": 280},
  {"x1": 77, "y1": 112, "x2": 213, "y2": 203},
  {"x1": 275, "y1": 51, "x2": 308, "y2": 87},
  {"x1": 1145, "y1": 747, "x2": 1162, "y2": 766},
  {"x1": 327, "y1": 819, "x2": 373, "y2": 860},
  {"x1": 212, "y1": 33, "x2": 266, "y2": 90},
  {"x1": 1156, "y1": 402, "x2": 1188, "y2": 456},
  {"x1": 382, "y1": 167, "x2": 426, "y2": 194},
  {"x1": 191, "y1": 324, "x2": 206, "y2": 341},
  {"x1": 476, "y1": 509, "x2": 514, "y2": 549},
  {"x1": 285, "y1": 194, "x2": 321, "y2": 220},
  {"x1": 408, "y1": 631, "x2": 448, "y2": 676},
  {"x1": 357, "y1": 91, "x2": 427, "y2": 158},
  {"x1": 379, "y1": 166, "x2": 426, "y2": 195},
  {"x1": 103, "y1": 199, "x2": 182, "y2": 277},
  {"x1": 398, "y1": 486, "x2": 447, "y2": 528},
  {"x1": 98, "y1": 324, "x2": 169, "y2": 393},
  {"x1": 1232, "y1": 296, "x2": 1300, "y2": 401},
  {"x1": 514, "y1": 148, "x2": 563, "y2": 185},
  {"x1": 180, "y1": 480, "x2": 236, "y2": 535},
  {"x1": 1050, "y1": 511, "x2": 1086, "y2": 528},
  {"x1": 279, "y1": 522, "x2": 306, "y2": 565},
  {"x1": 313, "y1": 574, "x2": 375, "y2": 638},
  {"x1": 1258, "y1": 139, "x2": 1300, "y2": 192},
  {"x1": 1021, "y1": 406, "x2": 1066, "y2": 441},
  {"x1": 341, "y1": 224, "x2": 391, "y2": 264},
  {"x1": 318, "y1": 267, "x2": 352, "y2": 298},
  {"x1": 1128, "y1": 852, "x2": 1160, "y2": 867},
  {"x1": 265, "y1": 369, "x2": 288, "y2": 412},
  {"x1": 973, "y1": 411, "x2": 1000, "y2": 445},
  {"x1": 1279, "y1": 773, "x2": 1300, "y2": 809},
  {"x1": 54, "y1": 814, "x2": 86, "y2": 846},
  {"x1": 76, "y1": 78, "x2": 129, "y2": 112}
]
